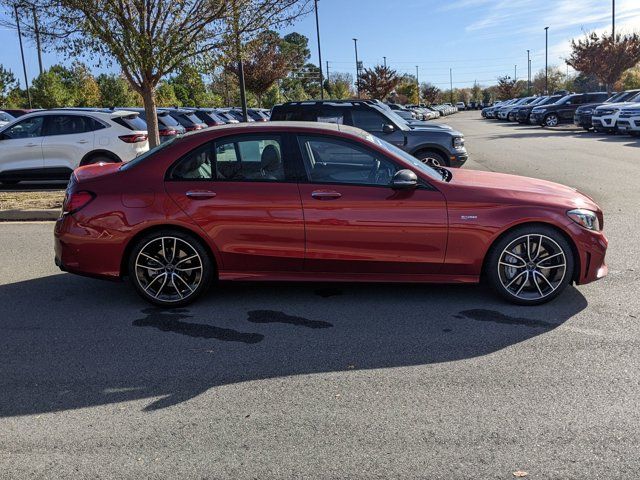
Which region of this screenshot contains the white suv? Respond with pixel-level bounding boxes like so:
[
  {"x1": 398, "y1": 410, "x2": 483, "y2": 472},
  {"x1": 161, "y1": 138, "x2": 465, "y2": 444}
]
[
  {"x1": 591, "y1": 92, "x2": 640, "y2": 133},
  {"x1": 0, "y1": 109, "x2": 149, "y2": 185},
  {"x1": 616, "y1": 104, "x2": 640, "y2": 136}
]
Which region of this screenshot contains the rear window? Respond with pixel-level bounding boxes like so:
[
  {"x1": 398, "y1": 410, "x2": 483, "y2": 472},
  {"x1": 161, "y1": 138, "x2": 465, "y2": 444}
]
[
  {"x1": 588, "y1": 93, "x2": 609, "y2": 102},
  {"x1": 120, "y1": 137, "x2": 176, "y2": 171},
  {"x1": 112, "y1": 114, "x2": 147, "y2": 131},
  {"x1": 158, "y1": 112, "x2": 181, "y2": 126}
]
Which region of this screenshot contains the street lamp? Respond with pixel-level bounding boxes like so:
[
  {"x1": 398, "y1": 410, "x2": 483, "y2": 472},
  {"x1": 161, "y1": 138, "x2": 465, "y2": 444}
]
[
  {"x1": 415, "y1": 66, "x2": 420, "y2": 103},
  {"x1": 353, "y1": 38, "x2": 360, "y2": 99},
  {"x1": 314, "y1": 0, "x2": 324, "y2": 99},
  {"x1": 14, "y1": 4, "x2": 31, "y2": 108},
  {"x1": 544, "y1": 26, "x2": 549, "y2": 94},
  {"x1": 527, "y1": 49, "x2": 531, "y2": 95}
]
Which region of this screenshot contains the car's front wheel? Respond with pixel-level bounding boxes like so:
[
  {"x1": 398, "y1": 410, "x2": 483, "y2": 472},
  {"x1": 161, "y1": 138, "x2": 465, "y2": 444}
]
[
  {"x1": 128, "y1": 229, "x2": 214, "y2": 307},
  {"x1": 543, "y1": 114, "x2": 559, "y2": 127},
  {"x1": 485, "y1": 225, "x2": 575, "y2": 305},
  {"x1": 416, "y1": 150, "x2": 449, "y2": 167}
]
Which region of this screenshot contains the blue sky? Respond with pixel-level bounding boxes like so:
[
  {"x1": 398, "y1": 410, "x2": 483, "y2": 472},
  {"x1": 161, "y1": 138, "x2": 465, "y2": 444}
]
[{"x1": 2, "y1": 0, "x2": 639, "y2": 89}]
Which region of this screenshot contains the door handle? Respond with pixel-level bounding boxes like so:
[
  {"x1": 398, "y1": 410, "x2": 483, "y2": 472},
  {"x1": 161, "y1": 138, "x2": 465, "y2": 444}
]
[
  {"x1": 311, "y1": 190, "x2": 342, "y2": 200},
  {"x1": 77, "y1": 139, "x2": 89, "y2": 144},
  {"x1": 25, "y1": 143, "x2": 38, "y2": 147},
  {"x1": 186, "y1": 190, "x2": 217, "y2": 199}
]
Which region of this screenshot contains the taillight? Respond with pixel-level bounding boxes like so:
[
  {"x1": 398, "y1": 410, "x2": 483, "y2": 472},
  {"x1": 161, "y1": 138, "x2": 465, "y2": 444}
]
[
  {"x1": 63, "y1": 190, "x2": 95, "y2": 215},
  {"x1": 158, "y1": 129, "x2": 177, "y2": 136},
  {"x1": 184, "y1": 125, "x2": 203, "y2": 132},
  {"x1": 119, "y1": 134, "x2": 148, "y2": 143}
]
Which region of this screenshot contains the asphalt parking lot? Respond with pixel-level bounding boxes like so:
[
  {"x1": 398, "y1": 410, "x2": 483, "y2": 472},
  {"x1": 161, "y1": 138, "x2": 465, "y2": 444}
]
[{"x1": 1, "y1": 111, "x2": 639, "y2": 479}]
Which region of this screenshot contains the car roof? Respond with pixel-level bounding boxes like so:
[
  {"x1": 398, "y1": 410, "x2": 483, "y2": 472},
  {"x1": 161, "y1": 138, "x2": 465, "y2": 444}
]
[
  {"x1": 189, "y1": 120, "x2": 372, "y2": 138},
  {"x1": 11, "y1": 109, "x2": 140, "y2": 119}
]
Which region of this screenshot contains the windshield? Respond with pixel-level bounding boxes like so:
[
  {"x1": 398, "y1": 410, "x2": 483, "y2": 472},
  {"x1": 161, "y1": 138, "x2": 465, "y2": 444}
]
[
  {"x1": 556, "y1": 94, "x2": 577, "y2": 105},
  {"x1": 367, "y1": 135, "x2": 443, "y2": 181},
  {"x1": 625, "y1": 92, "x2": 640, "y2": 103},
  {"x1": 120, "y1": 137, "x2": 177, "y2": 171},
  {"x1": 374, "y1": 107, "x2": 410, "y2": 131}
]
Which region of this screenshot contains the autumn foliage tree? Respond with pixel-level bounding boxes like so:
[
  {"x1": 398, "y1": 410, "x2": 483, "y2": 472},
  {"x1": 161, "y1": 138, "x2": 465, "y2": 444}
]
[
  {"x1": 421, "y1": 83, "x2": 440, "y2": 104},
  {"x1": 567, "y1": 32, "x2": 640, "y2": 94},
  {"x1": 226, "y1": 30, "x2": 296, "y2": 107},
  {"x1": 357, "y1": 65, "x2": 400, "y2": 100},
  {"x1": 496, "y1": 75, "x2": 518, "y2": 98}
]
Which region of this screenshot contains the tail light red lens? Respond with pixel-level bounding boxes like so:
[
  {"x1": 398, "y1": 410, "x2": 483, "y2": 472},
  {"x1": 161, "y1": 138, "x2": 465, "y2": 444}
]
[
  {"x1": 119, "y1": 134, "x2": 148, "y2": 143},
  {"x1": 158, "y1": 129, "x2": 178, "y2": 136},
  {"x1": 184, "y1": 125, "x2": 203, "y2": 132},
  {"x1": 63, "y1": 190, "x2": 95, "y2": 215}
]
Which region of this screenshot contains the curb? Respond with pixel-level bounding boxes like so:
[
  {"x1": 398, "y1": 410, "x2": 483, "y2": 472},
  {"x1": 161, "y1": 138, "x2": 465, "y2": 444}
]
[{"x1": 0, "y1": 209, "x2": 60, "y2": 221}]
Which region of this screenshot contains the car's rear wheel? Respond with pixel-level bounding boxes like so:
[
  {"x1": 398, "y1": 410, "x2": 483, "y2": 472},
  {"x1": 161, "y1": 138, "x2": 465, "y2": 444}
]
[
  {"x1": 543, "y1": 114, "x2": 559, "y2": 127},
  {"x1": 128, "y1": 229, "x2": 214, "y2": 307},
  {"x1": 485, "y1": 225, "x2": 575, "y2": 305},
  {"x1": 416, "y1": 150, "x2": 449, "y2": 167}
]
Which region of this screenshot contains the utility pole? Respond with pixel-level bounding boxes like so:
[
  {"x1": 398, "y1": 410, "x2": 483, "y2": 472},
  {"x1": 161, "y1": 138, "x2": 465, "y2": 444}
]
[
  {"x1": 326, "y1": 61, "x2": 330, "y2": 82},
  {"x1": 449, "y1": 68, "x2": 453, "y2": 104},
  {"x1": 353, "y1": 38, "x2": 360, "y2": 99},
  {"x1": 14, "y1": 5, "x2": 31, "y2": 108},
  {"x1": 232, "y1": 0, "x2": 248, "y2": 121},
  {"x1": 383, "y1": 56, "x2": 387, "y2": 68},
  {"x1": 544, "y1": 26, "x2": 549, "y2": 94},
  {"x1": 32, "y1": 6, "x2": 43, "y2": 76},
  {"x1": 514, "y1": 65, "x2": 517, "y2": 83},
  {"x1": 612, "y1": 0, "x2": 615, "y2": 40},
  {"x1": 314, "y1": 0, "x2": 324, "y2": 99},
  {"x1": 415, "y1": 66, "x2": 420, "y2": 104}
]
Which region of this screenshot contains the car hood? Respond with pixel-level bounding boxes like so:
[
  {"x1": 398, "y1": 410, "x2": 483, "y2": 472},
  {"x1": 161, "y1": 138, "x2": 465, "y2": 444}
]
[
  {"x1": 407, "y1": 122, "x2": 453, "y2": 130},
  {"x1": 448, "y1": 169, "x2": 599, "y2": 210},
  {"x1": 595, "y1": 101, "x2": 638, "y2": 109},
  {"x1": 576, "y1": 102, "x2": 606, "y2": 111}
]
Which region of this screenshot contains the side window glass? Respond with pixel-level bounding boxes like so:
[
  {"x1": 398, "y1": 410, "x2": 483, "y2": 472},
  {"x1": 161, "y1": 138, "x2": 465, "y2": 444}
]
[
  {"x1": 169, "y1": 143, "x2": 213, "y2": 180},
  {"x1": 4, "y1": 116, "x2": 44, "y2": 139},
  {"x1": 316, "y1": 108, "x2": 344, "y2": 125},
  {"x1": 297, "y1": 135, "x2": 399, "y2": 187},
  {"x1": 45, "y1": 115, "x2": 90, "y2": 136},
  {"x1": 215, "y1": 136, "x2": 285, "y2": 182},
  {"x1": 351, "y1": 109, "x2": 387, "y2": 132}
]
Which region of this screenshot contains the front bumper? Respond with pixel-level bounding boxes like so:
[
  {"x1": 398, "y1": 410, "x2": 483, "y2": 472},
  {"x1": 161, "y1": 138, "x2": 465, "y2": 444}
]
[
  {"x1": 591, "y1": 116, "x2": 617, "y2": 130},
  {"x1": 529, "y1": 111, "x2": 545, "y2": 125},
  {"x1": 564, "y1": 221, "x2": 608, "y2": 285},
  {"x1": 449, "y1": 150, "x2": 468, "y2": 168},
  {"x1": 574, "y1": 112, "x2": 593, "y2": 128},
  {"x1": 617, "y1": 118, "x2": 640, "y2": 132}
]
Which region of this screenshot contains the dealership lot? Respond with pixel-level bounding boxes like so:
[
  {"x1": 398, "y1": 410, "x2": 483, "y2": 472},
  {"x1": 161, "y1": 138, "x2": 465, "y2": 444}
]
[{"x1": 1, "y1": 112, "x2": 639, "y2": 478}]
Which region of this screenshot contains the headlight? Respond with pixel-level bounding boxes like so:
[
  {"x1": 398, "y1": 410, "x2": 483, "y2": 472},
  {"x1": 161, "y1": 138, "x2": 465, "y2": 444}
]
[
  {"x1": 597, "y1": 108, "x2": 618, "y2": 116},
  {"x1": 453, "y1": 136, "x2": 464, "y2": 148},
  {"x1": 533, "y1": 108, "x2": 546, "y2": 113},
  {"x1": 567, "y1": 209, "x2": 600, "y2": 231},
  {"x1": 582, "y1": 108, "x2": 593, "y2": 114}
]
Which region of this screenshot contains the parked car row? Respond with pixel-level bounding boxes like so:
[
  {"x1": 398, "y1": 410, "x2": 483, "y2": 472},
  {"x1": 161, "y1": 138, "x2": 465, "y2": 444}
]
[
  {"x1": 0, "y1": 106, "x2": 274, "y2": 184},
  {"x1": 481, "y1": 89, "x2": 640, "y2": 136},
  {"x1": 0, "y1": 98, "x2": 468, "y2": 185}
]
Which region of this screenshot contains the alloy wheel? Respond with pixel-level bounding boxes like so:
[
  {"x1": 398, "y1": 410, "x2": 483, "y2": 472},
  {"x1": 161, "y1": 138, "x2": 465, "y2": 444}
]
[
  {"x1": 497, "y1": 234, "x2": 567, "y2": 301},
  {"x1": 545, "y1": 114, "x2": 559, "y2": 127},
  {"x1": 134, "y1": 236, "x2": 204, "y2": 303}
]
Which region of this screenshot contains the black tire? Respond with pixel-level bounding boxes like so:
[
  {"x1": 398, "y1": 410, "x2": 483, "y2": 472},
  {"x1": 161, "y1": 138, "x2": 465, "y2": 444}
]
[
  {"x1": 1, "y1": 180, "x2": 20, "y2": 186},
  {"x1": 127, "y1": 229, "x2": 214, "y2": 307},
  {"x1": 485, "y1": 224, "x2": 575, "y2": 306},
  {"x1": 415, "y1": 150, "x2": 449, "y2": 167},
  {"x1": 543, "y1": 114, "x2": 559, "y2": 127}
]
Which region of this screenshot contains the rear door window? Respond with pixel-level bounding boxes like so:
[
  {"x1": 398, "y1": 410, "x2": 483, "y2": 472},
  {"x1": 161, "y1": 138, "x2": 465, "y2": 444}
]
[
  {"x1": 350, "y1": 109, "x2": 388, "y2": 132},
  {"x1": 43, "y1": 115, "x2": 93, "y2": 136}
]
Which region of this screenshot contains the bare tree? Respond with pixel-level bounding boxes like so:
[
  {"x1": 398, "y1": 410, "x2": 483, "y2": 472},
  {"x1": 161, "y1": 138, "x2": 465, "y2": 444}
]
[{"x1": 2, "y1": 0, "x2": 311, "y2": 146}]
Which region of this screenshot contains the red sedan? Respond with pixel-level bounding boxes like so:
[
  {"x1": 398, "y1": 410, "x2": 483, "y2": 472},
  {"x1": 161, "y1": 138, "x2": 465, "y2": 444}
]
[{"x1": 54, "y1": 122, "x2": 608, "y2": 307}]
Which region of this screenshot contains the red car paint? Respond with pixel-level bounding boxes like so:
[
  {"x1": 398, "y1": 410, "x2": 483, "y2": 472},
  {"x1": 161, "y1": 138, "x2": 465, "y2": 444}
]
[{"x1": 54, "y1": 122, "x2": 607, "y2": 289}]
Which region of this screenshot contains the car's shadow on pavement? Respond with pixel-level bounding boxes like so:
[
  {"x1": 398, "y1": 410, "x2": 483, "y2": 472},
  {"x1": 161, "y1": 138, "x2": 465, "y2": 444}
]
[{"x1": 0, "y1": 273, "x2": 588, "y2": 417}]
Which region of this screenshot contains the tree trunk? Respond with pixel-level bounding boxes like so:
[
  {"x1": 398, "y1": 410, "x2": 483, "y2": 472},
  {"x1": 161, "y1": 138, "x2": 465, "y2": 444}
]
[{"x1": 141, "y1": 84, "x2": 160, "y2": 148}]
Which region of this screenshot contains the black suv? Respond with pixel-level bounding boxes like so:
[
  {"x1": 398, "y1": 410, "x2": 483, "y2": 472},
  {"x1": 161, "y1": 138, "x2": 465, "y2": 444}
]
[
  {"x1": 530, "y1": 92, "x2": 610, "y2": 127},
  {"x1": 270, "y1": 100, "x2": 467, "y2": 167},
  {"x1": 514, "y1": 95, "x2": 563, "y2": 124}
]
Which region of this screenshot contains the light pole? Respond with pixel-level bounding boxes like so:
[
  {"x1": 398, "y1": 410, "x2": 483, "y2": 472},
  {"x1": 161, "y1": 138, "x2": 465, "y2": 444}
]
[
  {"x1": 415, "y1": 65, "x2": 420, "y2": 104},
  {"x1": 314, "y1": 0, "x2": 324, "y2": 99},
  {"x1": 612, "y1": 0, "x2": 615, "y2": 39},
  {"x1": 14, "y1": 4, "x2": 31, "y2": 108},
  {"x1": 514, "y1": 64, "x2": 517, "y2": 83},
  {"x1": 544, "y1": 26, "x2": 549, "y2": 94},
  {"x1": 449, "y1": 68, "x2": 453, "y2": 104},
  {"x1": 32, "y1": 6, "x2": 43, "y2": 76},
  {"x1": 383, "y1": 56, "x2": 387, "y2": 68},
  {"x1": 353, "y1": 38, "x2": 360, "y2": 99},
  {"x1": 527, "y1": 49, "x2": 531, "y2": 95}
]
